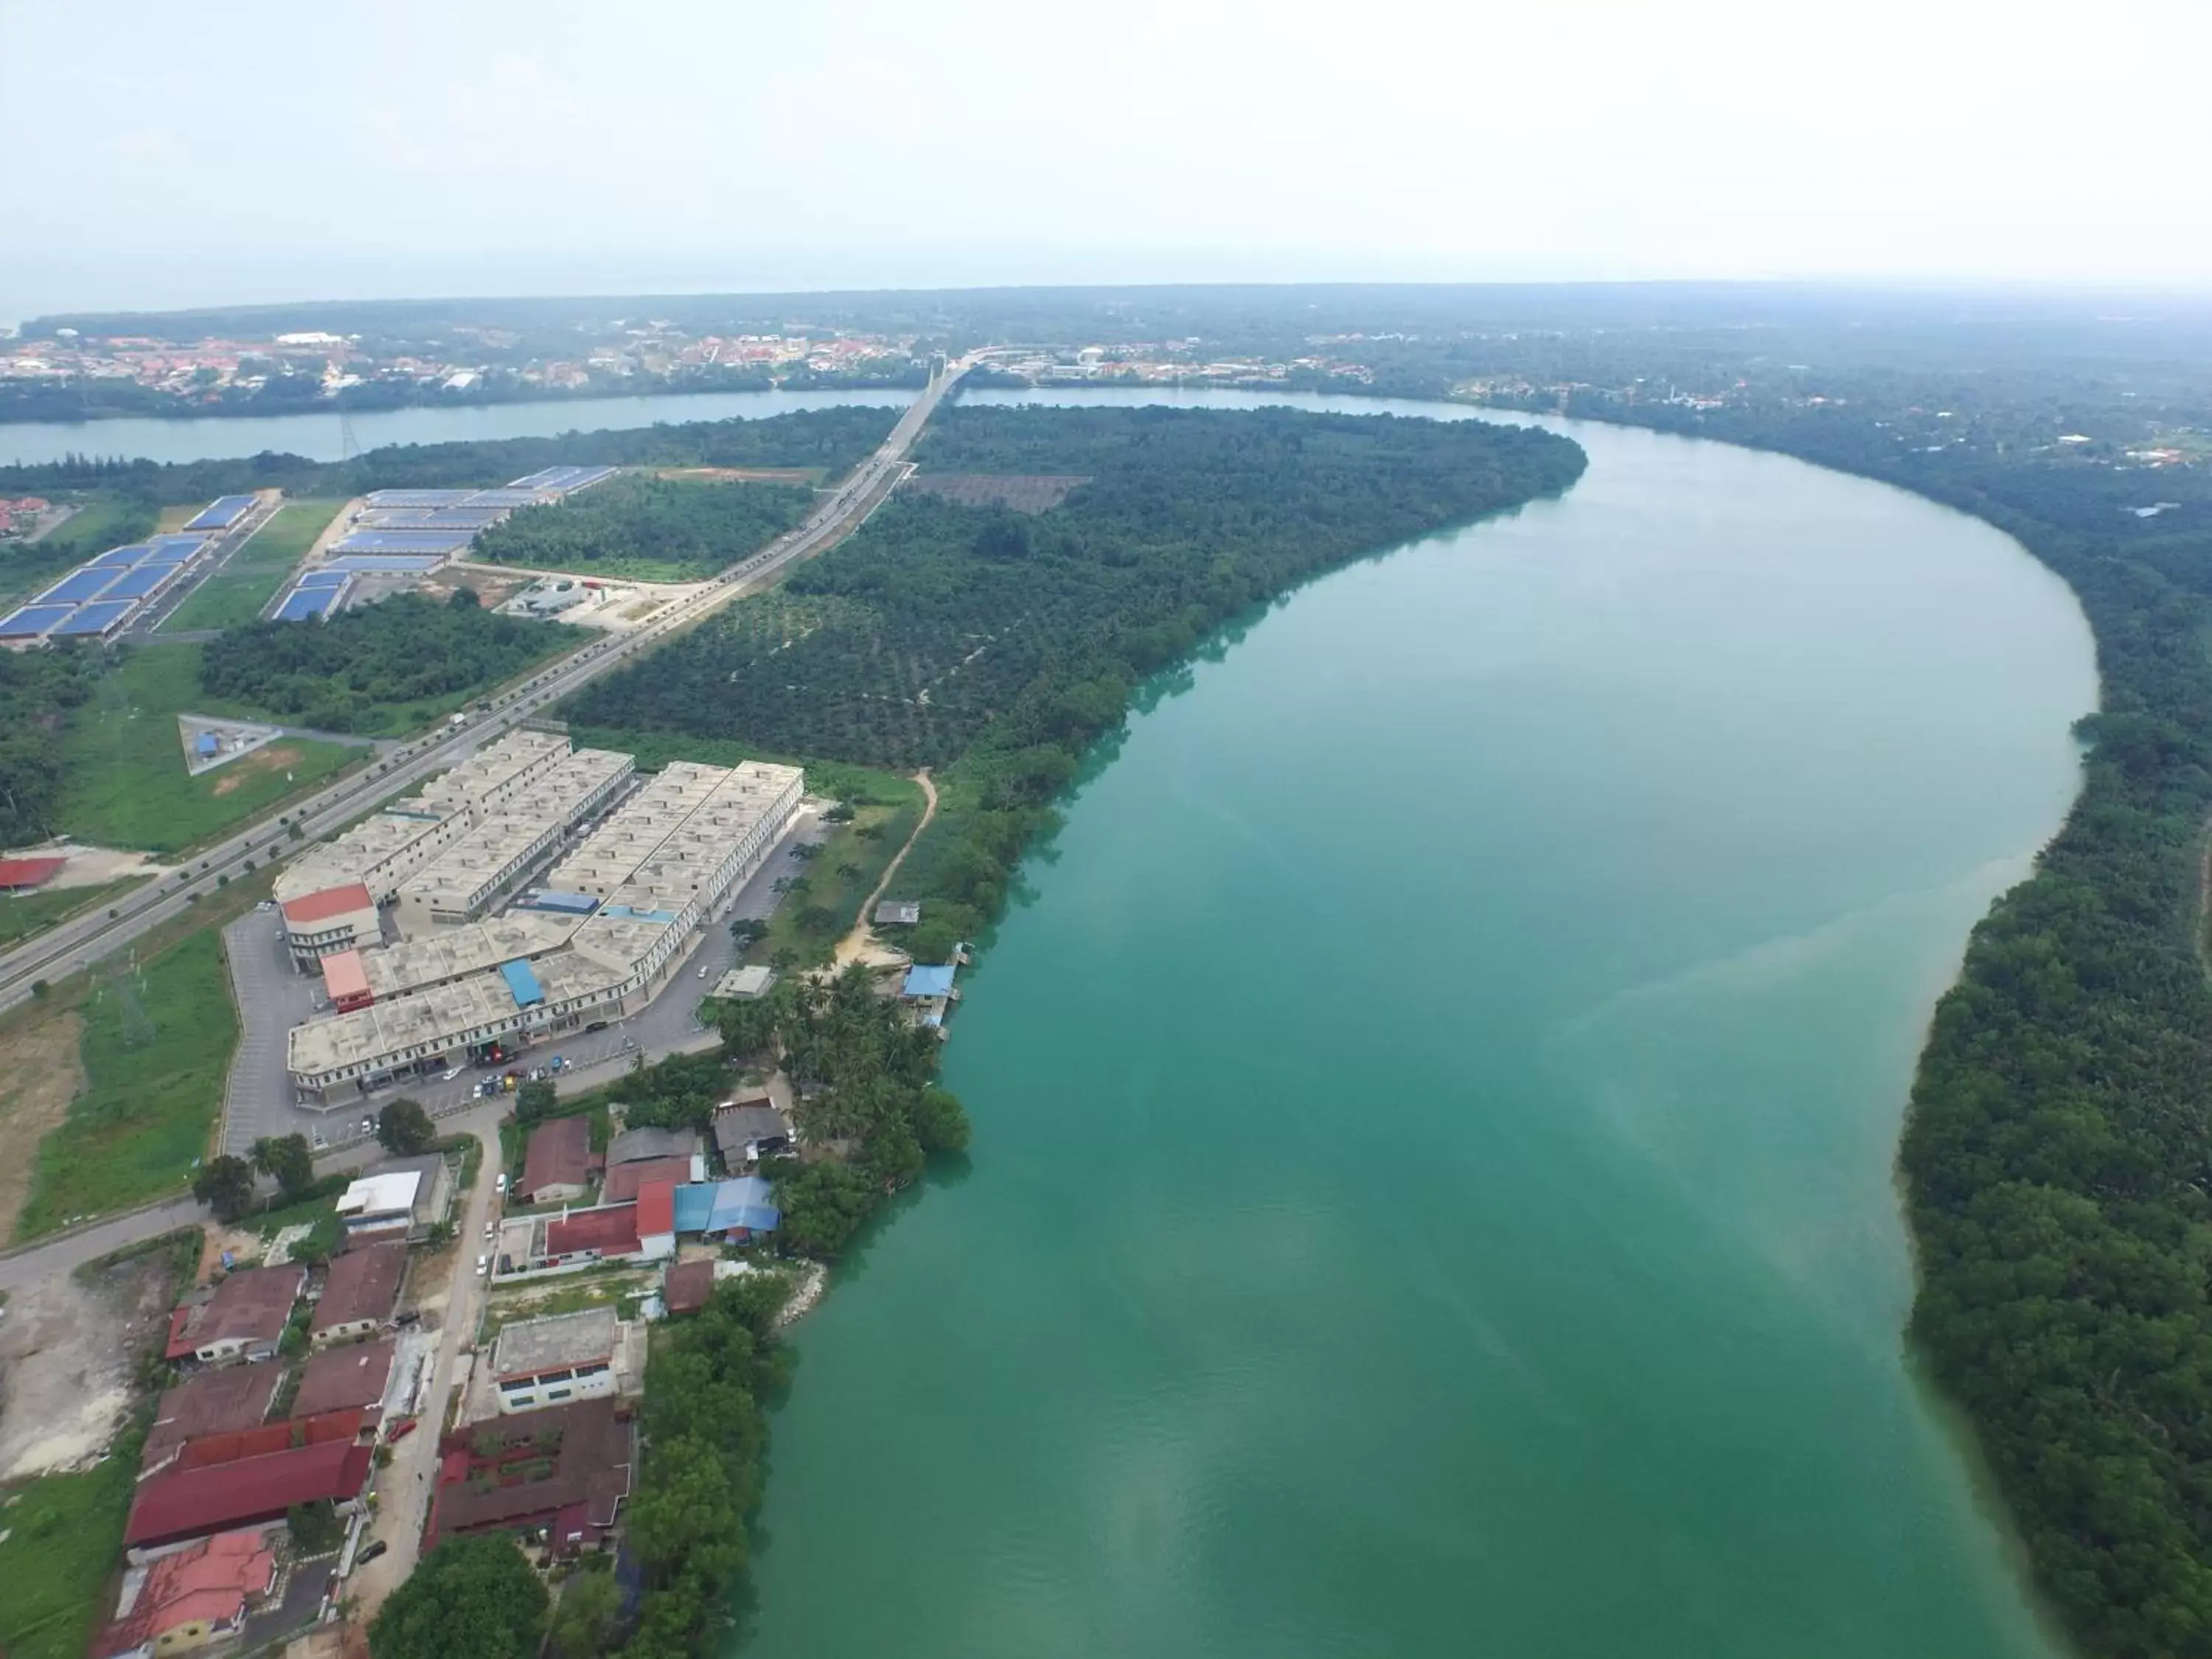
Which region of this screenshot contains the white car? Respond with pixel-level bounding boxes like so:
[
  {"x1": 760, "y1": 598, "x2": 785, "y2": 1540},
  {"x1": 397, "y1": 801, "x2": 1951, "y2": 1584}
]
[
  {"x1": 495, "y1": 1173, "x2": 508, "y2": 1194},
  {"x1": 360, "y1": 1117, "x2": 374, "y2": 1135},
  {"x1": 441, "y1": 1068, "x2": 461, "y2": 1082},
  {"x1": 484, "y1": 1221, "x2": 496, "y2": 1241},
  {"x1": 476, "y1": 1255, "x2": 490, "y2": 1277}
]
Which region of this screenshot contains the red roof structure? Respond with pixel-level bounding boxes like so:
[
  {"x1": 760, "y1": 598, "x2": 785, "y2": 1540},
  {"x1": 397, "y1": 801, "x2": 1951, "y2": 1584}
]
[
  {"x1": 171, "y1": 1265, "x2": 305, "y2": 1360},
  {"x1": 425, "y1": 1398, "x2": 633, "y2": 1557},
  {"x1": 0, "y1": 856, "x2": 65, "y2": 891},
  {"x1": 546, "y1": 1203, "x2": 639, "y2": 1258},
  {"x1": 604, "y1": 1156, "x2": 691, "y2": 1203},
  {"x1": 95, "y1": 1528, "x2": 278, "y2": 1659},
  {"x1": 663, "y1": 1259, "x2": 714, "y2": 1315},
  {"x1": 143, "y1": 1367, "x2": 282, "y2": 1474},
  {"x1": 173, "y1": 1408, "x2": 366, "y2": 1473},
  {"x1": 636, "y1": 1180, "x2": 675, "y2": 1240},
  {"x1": 321, "y1": 948, "x2": 372, "y2": 1010},
  {"x1": 279, "y1": 883, "x2": 374, "y2": 926},
  {"x1": 293, "y1": 1340, "x2": 394, "y2": 1418},
  {"x1": 126, "y1": 1439, "x2": 372, "y2": 1548},
  {"x1": 518, "y1": 1116, "x2": 593, "y2": 1201},
  {"x1": 310, "y1": 1241, "x2": 406, "y2": 1338}
]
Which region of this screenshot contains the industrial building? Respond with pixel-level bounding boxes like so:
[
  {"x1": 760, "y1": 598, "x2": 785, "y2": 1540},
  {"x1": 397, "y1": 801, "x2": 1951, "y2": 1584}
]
[
  {"x1": 0, "y1": 527, "x2": 217, "y2": 645},
  {"x1": 489, "y1": 1307, "x2": 627, "y2": 1415},
  {"x1": 392, "y1": 745, "x2": 631, "y2": 931},
  {"x1": 285, "y1": 754, "x2": 802, "y2": 1103}
]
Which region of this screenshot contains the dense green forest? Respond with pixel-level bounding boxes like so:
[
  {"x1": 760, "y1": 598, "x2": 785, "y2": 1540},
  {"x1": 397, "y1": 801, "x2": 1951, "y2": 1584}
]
[
  {"x1": 198, "y1": 590, "x2": 578, "y2": 733},
  {"x1": 0, "y1": 644, "x2": 102, "y2": 844},
  {"x1": 470, "y1": 474, "x2": 813, "y2": 582},
  {"x1": 0, "y1": 405, "x2": 895, "y2": 502}
]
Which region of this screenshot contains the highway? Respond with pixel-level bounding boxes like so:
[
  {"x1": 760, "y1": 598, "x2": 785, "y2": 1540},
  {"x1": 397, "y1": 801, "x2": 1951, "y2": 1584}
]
[{"x1": 0, "y1": 359, "x2": 969, "y2": 1015}]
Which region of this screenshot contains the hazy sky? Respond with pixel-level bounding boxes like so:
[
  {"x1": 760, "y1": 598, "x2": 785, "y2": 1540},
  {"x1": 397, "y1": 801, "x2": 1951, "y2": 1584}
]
[{"x1": 5, "y1": 0, "x2": 2208, "y2": 320}]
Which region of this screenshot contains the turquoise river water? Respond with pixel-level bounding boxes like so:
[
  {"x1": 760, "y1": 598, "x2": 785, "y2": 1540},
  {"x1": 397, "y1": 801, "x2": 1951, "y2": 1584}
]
[{"x1": 732, "y1": 391, "x2": 2096, "y2": 1658}]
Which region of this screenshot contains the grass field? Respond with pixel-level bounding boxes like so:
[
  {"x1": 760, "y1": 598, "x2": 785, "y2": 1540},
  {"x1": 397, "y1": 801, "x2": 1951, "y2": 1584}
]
[
  {"x1": 161, "y1": 498, "x2": 339, "y2": 633},
  {"x1": 0, "y1": 877, "x2": 149, "y2": 947},
  {"x1": 57, "y1": 645, "x2": 361, "y2": 854},
  {"x1": 15, "y1": 929, "x2": 239, "y2": 1238},
  {"x1": 0, "y1": 1434, "x2": 142, "y2": 1659},
  {"x1": 0, "y1": 497, "x2": 150, "y2": 608}
]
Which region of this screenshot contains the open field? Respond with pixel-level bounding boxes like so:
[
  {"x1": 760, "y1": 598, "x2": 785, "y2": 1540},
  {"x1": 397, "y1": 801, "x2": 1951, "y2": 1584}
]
[
  {"x1": 0, "y1": 497, "x2": 151, "y2": 608},
  {"x1": 14, "y1": 929, "x2": 240, "y2": 1239},
  {"x1": 0, "y1": 877, "x2": 149, "y2": 947},
  {"x1": 57, "y1": 645, "x2": 361, "y2": 853},
  {"x1": 161, "y1": 498, "x2": 338, "y2": 632},
  {"x1": 0, "y1": 1009, "x2": 86, "y2": 1241},
  {"x1": 0, "y1": 1437, "x2": 139, "y2": 1659}
]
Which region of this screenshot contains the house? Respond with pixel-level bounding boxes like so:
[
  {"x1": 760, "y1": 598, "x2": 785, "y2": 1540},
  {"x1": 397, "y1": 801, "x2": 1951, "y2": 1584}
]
[
  {"x1": 96, "y1": 1527, "x2": 279, "y2": 1659},
  {"x1": 605, "y1": 1125, "x2": 698, "y2": 1166},
  {"x1": 669, "y1": 1178, "x2": 780, "y2": 1242},
  {"x1": 874, "y1": 899, "x2": 921, "y2": 926},
  {"x1": 333, "y1": 1172, "x2": 422, "y2": 1245},
  {"x1": 142, "y1": 1367, "x2": 282, "y2": 1477},
  {"x1": 711, "y1": 1102, "x2": 791, "y2": 1169},
  {"x1": 489, "y1": 1307, "x2": 625, "y2": 1415},
  {"x1": 163, "y1": 1409, "x2": 368, "y2": 1478},
  {"x1": 518, "y1": 1116, "x2": 594, "y2": 1203},
  {"x1": 310, "y1": 1241, "x2": 406, "y2": 1346},
  {"x1": 291, "y1": 1338, "x2": 394, "y2": 1419},
  {"x1": 125, "y1": 1439, "x2": 373, "y2": 1551},
  {"x1": 167, "y1": 1267, "x2": 305, "y2": 1366},
  {"x1": 543, "y1": 1203, "x2": 641, "y2": 1264},
  {"x1": 637, "y1": 1181, "x2": 676, "y2": 1260},
  {"x1": 605, "y1": 1155, "x2": 693, "y2": 1203},
  {"x1": 278, "y1": 882, "x2": 379, "y2": 969},
  {"x1": 427, "y1": 1397, "x2": 633, "y2": 1556},
  {"x1": 662, "y1": 1259, "x2": 714, "y2": 1316},
  {"x1": 377, "y1": 1151, "x2": 455, "y2": 1235}
]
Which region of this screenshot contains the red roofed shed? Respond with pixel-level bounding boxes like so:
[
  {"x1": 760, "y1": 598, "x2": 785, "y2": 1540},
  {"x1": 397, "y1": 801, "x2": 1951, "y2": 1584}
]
[
  {"x1": 126, "y1": 1439, "x2": 373, "y2": 1549},
  {"x1": 0, "y1": 856, "x2": 65, "y2": 891},
  {"x1": 545, "y1": 1203, "x2": 639, "y2": 1260}
]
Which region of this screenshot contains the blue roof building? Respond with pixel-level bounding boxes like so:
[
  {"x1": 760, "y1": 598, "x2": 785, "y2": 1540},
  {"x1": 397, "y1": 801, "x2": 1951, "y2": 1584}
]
[
  {"x1": 499, "y1": 959, "x2": 545, "y2": 1008},
  {"x1": 670, "y1": 1178, "x2": 780, "y2": 1239},
  {"x1": 902, "y1": 964, "x2": 956, "y2": 1000}
]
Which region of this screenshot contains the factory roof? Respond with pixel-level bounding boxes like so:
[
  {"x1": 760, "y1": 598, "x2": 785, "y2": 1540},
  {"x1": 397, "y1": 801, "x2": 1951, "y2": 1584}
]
[{"x1": 492, "y1": 1306, "x2": 620, "y2": 1380}]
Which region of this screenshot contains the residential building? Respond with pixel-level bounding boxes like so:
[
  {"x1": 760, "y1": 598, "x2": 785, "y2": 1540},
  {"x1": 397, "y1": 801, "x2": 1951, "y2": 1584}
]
[
  {"x1": 711, "y1": 1099, "x2": 791, "y2": 1169},
  {"x1": 662, "y1": 1259, "x2": 714, "y2": 1316},
  {"x1": 605, "y1": 1155, "x2": 693, "y2": 1203},
  {"x1": 167, "y1": 1267, "x2": 304, "y2": 1366},
  {"x1": 97, "y1": 1527, "x2": 279, "y2": 1659},
  {"x1": 427, "y1": 1397, "x2": 633, "y2": 1555},
  {"x1": 142, "y1": 1368, "x2": 282, "y2": 1478},
  {"x1": 489, "y1": 1307, "x2": 625, "y2": 1414},
  {"x1": 125, "y1": 1439, "x2": 372, "y2": 1552},
  {"x1": 309, "y1": 1242, "x2": 406, "y2": 1346},
  {"x1": 606, "y1": 1126, "x2": 698, "y2": 1166},
  {"x1": 291, "y1": 1338, "x2": 395, "y2": 1418},
  {"x1": 518, "y1": 1117, "x2": 594, "y2": 1203}
]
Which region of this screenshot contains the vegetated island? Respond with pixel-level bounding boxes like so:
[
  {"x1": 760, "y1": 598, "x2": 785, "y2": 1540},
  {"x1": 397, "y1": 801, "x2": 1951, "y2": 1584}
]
[{"x1": 515, "y1": 403, "x2": 1585, "y2": 1655}]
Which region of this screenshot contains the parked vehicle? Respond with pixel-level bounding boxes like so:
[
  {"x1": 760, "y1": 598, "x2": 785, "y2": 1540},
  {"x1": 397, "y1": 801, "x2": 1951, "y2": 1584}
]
[
  {"x1": 359, "y1": 1117, "x2": 374, "y2": 1136},
  {"x1": 495, "y1": 1173, "x2": 508, "y2": 1194},
  {"x1": 476, "y1": 1255, "x2": 490, "y2": 1277},
  {"x1": 358, "y1": 1540, "x2": 389, "y2": 1564},
  {"x1": 440, "y1": 1067, "x2": 461, "y2": 1081}
]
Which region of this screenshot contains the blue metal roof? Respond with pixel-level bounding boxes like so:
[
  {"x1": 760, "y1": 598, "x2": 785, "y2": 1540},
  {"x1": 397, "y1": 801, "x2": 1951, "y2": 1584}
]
[
  {"x1": 324, "y1": 553, "x2": 448, "y2": 573},
  {"x1": 195, "y1": 733, "x2": 219, "y2": 755},
  {"x1": 274, "y1": 586, "x2": 341, "y2": 622},
  {"x1": 499, "y1": 959, "x2": 545, "y2": 1007},
  {"x1": 599, "y1": 904, "x2": 678, "y2": 924},
  {"x1": 902, "y1": 964, "x2": 956, "y2": 999},
  {"x1": 89, "y1": 544, "x2": 152, "y2": 568},
  {"x1": 50, "y1": 599, "x2": 136, "y2": 636},
  {"x1": 100, "y1": 564, "x2": 177, "y2": 600},
  {"x1": 184, "y1": 495, "x2": 255, "y2": 531},
  {"x1": 294, "y1": 570, "x2": 349, "y2": 589},
  {"x1": 672, "y1": 1183, "x2": 714, "y2": 1233},
  {"x1": 0, "y1": 604, "x2": 72, "y2": 638},
  {"x1": 36, "y1": 568, "x2": 122, "y2": 605},
  {"x1": 148, "y1": 535, "x2": 207, "y2": 559},
  {"x1": 362, "y1": 489, "x2": 475, "y2": 508},
  {"x1": 332, "y1": 531, "x2": 473, "y2": 553}
]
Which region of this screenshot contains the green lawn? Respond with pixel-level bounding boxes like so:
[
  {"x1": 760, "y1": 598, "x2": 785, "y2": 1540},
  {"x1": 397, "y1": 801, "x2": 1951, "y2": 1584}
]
[
  {"x1": 15, "y1": 930, "x2": 238, "y2": 1238},
  {"x1": 0, "y1": 877, "x2": 148, "y2": 947},
  {"x1": 161, "y1": 498, "x2": 340, "y2": 633},
  {"x1": 0, "y1": 1437, "x2": 141, "y2": 1659},
  {"x1": 57, "y1": 645, "x2": 361, "y2": 854}
]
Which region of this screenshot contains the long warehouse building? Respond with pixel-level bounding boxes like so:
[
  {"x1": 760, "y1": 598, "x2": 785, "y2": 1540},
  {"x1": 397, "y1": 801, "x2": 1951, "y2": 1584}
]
[{"x1": 285, "y1": 758, "x2": 802, "y2": 1102}]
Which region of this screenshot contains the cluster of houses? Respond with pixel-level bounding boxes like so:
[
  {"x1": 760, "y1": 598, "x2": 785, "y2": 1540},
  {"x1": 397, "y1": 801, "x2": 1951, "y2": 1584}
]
[{"x1": 494, "y1": 1096, "x2": 793, "y2": 1281}]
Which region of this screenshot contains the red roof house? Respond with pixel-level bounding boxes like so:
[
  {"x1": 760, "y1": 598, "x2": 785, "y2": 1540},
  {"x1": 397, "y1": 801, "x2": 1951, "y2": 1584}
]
[
  {"x1": 292, "y1": 1340, "x2": 395, "y2": 1418},
  {"x1": 518, "y1": 1116, "x2": 594, "y2": 1203},
  {"x1": 142, "y1": 1367, "x2": 283, "y2": 1475},
  {"x1": 126, "y1": 1439, "x2": 373, "y2": 1549},
  {"x1": 604, "y1": 1156, "x2": 692, "y2": 1203},
  {"x1": 545, "y1": 1203, "x2": 639, "y2": 1260},
  {"x1": 310, "y1": 1241, "x2": 406, "y2": 1343},
  {"x1": 663, "y1": 1259, "x2": 714, "y2": 1316},
  {"x1": 95, "y1": 1528, "x2": 279, "y2": 1659}
]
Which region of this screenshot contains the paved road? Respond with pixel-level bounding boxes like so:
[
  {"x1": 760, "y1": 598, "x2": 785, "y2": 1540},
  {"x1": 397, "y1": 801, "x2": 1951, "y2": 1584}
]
[
  {"x1": 347, "y1": 1123, "x2": 504, "y2": 1617},
  {"x1": 0, "y1": 361, "x2": 968, "y2": 1015},
  {"x1": 127, "y1": 493, "x2": 282, "y2": 641}
]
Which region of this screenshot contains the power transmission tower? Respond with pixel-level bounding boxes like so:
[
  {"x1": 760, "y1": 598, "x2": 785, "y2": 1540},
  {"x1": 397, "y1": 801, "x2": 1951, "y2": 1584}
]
[{"x1": 339, "y1": 412, "x2": 361, "y2": 462}]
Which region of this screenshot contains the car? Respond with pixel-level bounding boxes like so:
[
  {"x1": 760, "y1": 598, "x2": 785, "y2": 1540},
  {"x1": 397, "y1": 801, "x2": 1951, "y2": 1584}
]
[
  {"x1": 697, "y1": 964, "x2": 709, "y2": 979},
  {"x1": 360, "y1": 1117, "x2": 374, "y2": 1136},
  {"x1": 441, "y1": 1067, "x2": 461, "y2": 1081},
  {"x1": 357, "y1": 1539, "x2": 389, "y2": 1565},
  {"x1": 484, "y1": 1221, "x2": 496, "y2": 1240},
  {"x1": 476, "y1": 1255, "x2": 490, "y2": 1276},
  {"x1": 310, "y1": 1131, "x2": 326, "y2": 1150},
  {"x1": 394, "y1": 1310, "x2": 420, "y2": 1327},
  {"x1": 495, "y1": 1173, "x2": 508, "y2": 1194}
]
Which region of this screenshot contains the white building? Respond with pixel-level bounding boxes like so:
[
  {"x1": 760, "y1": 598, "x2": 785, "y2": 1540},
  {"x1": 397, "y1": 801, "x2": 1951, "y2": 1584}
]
[{"x1": 490, "y1": 1307, "x2": 627, "y2": 1415}]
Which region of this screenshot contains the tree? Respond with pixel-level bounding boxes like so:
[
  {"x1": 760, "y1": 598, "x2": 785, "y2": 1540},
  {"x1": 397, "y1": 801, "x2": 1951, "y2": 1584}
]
[
  {"x1": 547, "y1": 1566, "x2": 621, "y2": 1659},
  {"x1": 287, "y1": 1500, "x2": 343, "y2": 1556},
  {"x1": 249, "y1": 1133, "x2": 315, "y2": 1200},
  {"x1": 369, "y1": 1535, "x2": 547, "y2": 1659},
  {"x1": 913, "y1": 1085, "x2": 971, "y2": 1154},
  {"x1": 714, "y1": 996, "x2": 777, "y2": 1061},
  {"x1": 378, "y1": 1097, "x2": 437, "y2": 1155},
  {"x1": 515, "y1": 1079, "x2": 557, "y2": 1124},
  {"x1": 192, "y1": 1154, "x2": 256, "y2": 1222}
]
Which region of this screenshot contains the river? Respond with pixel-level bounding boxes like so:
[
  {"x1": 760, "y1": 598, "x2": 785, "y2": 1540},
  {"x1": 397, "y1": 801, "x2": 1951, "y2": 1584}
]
[
  {"x1": 0, "y1": 388, "x2": 906, "y2": 467},
  {"x1": 732, "y1": 389, "x2": 2093, "y2": 1658}
]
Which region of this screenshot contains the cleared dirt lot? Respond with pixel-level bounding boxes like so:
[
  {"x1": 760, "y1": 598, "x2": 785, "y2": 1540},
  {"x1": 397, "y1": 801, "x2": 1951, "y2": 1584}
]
[
  {"x1": 0, "y1": 1237, "x2": 194, "y2": 1481},
  {"x1": 0, "y1": 1009, "x2": 86, "y2": 1242}
]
